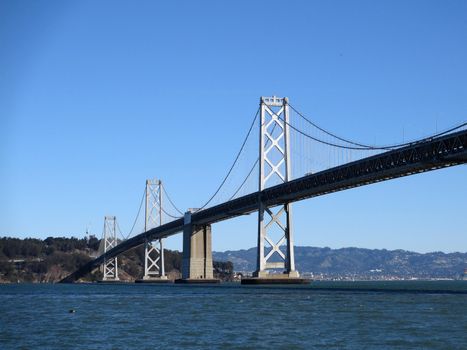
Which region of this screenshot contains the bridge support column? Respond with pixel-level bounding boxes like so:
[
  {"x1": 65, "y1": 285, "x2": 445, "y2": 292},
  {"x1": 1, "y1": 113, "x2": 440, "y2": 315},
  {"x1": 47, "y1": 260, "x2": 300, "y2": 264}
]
[
  {"x1": 243, "y1": 96, "x2": 307, "y2": 284},
  {"x1": 178, "y1": 211, "x2": 218, "y2": 283},
  {"x1": 102, "y1": 216, "x2": 119, "y2": 282},
  {"x1": 136, "y1": 179, "x2": 169, "y2": 283}
]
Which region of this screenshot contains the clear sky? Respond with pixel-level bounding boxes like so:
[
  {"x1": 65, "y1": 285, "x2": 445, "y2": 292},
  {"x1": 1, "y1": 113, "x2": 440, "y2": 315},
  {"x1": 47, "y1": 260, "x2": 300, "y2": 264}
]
[{"x1": 1, "y1": 0, "x2": 466, "y2": 253}]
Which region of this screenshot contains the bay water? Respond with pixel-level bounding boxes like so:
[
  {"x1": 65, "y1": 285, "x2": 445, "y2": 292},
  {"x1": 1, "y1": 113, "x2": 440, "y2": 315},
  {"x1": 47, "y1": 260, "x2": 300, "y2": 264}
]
[{"x1": 1, "y1": 281, "x2": 466, "y2": 349}]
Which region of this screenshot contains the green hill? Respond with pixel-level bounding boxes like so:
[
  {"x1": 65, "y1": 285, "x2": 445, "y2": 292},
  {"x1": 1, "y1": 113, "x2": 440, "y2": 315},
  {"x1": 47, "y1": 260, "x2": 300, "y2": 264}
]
[{"x1": 0, "y1": 236, "x2": 232, "y2": 283}]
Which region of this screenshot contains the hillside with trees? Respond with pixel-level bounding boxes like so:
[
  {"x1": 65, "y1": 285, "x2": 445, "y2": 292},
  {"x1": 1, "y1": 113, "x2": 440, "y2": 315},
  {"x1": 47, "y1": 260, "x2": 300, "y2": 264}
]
[{"x1": 0, "y1": 236, "x2": 233, "y2": 283}]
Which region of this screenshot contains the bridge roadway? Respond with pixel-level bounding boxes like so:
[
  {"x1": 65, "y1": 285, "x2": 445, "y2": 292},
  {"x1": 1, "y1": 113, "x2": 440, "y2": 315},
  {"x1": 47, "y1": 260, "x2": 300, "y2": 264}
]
[{"x1": 61, "y1": 129, "x2": 467, "y2": 282}]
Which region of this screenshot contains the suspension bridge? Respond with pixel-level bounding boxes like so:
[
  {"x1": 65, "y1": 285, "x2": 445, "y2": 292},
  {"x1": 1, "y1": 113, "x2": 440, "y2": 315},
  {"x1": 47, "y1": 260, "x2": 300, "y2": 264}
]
[{"x1": 61, "y1": 96, "x2": 467, "y2": 283}]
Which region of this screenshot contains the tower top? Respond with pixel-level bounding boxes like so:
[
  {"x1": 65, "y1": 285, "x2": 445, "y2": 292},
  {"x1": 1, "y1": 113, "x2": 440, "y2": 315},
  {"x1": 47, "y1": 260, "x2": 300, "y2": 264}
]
[{"x1": 260, "y1": 96, "x2": 288, "y2": 106}]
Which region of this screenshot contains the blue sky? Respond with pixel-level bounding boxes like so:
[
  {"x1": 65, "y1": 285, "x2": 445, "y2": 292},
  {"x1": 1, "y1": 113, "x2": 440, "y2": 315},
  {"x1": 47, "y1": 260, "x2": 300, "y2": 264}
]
[{"x1": 1, "y1": 0, "x2": 466, "y2": 253}]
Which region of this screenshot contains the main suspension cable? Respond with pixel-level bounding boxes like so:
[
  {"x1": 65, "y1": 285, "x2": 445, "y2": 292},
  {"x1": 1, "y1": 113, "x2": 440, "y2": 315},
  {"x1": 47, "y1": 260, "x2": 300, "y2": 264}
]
[
  {"x1": 280, "y1": 112, "x2": 467, "y2": 151},
  {"x1": 195, "y1": 107, "x2": 260, "y2": 211},
  {"x1": 227, "y1": 119, "x2": 279, "y2": 200},
  {"x1": 288, "y1": 103, "x2": 384, "y2": 149},
  {"x1": 161, "y1": 183, "x2": 185, "y2": 216},
  {"x1": 228, "y1": 158, "x2": 258, "y2": 201},
  {"x1": 153, "y1": 191, "x2": 183, "y2": 220},
  {"x1": 125, "y1": 186, "x2": 146, "y2": 238},
  {"x1": 116, "y1": 221, "x2": 128, "y2": 241},
  {"x1": 160, "y1": 206, "x2": 183, "y2": 220},
  {"x1": 280, "y1": 114, "x2": 380, "y2": 150},
  {"x1": 289, "y1": 103, "x2": 467, "y2": 150}
]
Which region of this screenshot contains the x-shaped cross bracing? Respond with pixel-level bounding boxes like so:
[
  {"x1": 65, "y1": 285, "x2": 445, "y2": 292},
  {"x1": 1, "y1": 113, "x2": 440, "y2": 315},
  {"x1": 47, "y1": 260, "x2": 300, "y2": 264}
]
[
  {"x1": 147, "y1": 186, "x2": 162, "y2": 227},
  {"x1": 263, "y1": 207, "x2": 287, "y2": 262},
  {"x1": 104, "y1": 260, "x2": 117, "y2": 278},
  {"x1": 103, "y1": 216, "x2": 119, "y2": 280},
  {"x1": 145, "y1": 241, "x2": 161, "y2": 274},
  {"x1": 263, "y1": 105, "x2": 286, "y2": 183},
  {"x1": 256, "y1": 97, "x2": 296, "y2": 276},
  {"x1": 144, "y1": 179, "x2": 165, "y2": 278}
]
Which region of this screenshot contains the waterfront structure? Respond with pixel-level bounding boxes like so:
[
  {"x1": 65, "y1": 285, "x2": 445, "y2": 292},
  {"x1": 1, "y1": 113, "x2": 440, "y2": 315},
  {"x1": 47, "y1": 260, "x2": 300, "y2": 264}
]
[
  {"x1": 141, "y1": 179, "x2": 167, "y2": 281},
  {"x1": 102, "y1": 216, "x2": 119, "y2": 281},
  {"x1": 179, "y1": 210, "x2": 217, "y2": 283},
  {"x1": 254, "y1": 97, "x2": 298, "y2": 280},
  {"x1": 61, "y1": 97, "x2": 467, "y2": 284}
]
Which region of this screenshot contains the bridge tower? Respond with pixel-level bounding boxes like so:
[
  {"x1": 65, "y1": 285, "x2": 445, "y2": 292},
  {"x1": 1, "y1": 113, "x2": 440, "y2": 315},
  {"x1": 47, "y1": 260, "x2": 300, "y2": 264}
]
[
  {"x1": 142, "y1": 179, "x2": 167, "y2": 280},
  {"x1": 253, "y1": 96, "x2": 299, "y2": 280},
  {"x1": 102, "y1": 216, "x2": 119, "y2": 281}
]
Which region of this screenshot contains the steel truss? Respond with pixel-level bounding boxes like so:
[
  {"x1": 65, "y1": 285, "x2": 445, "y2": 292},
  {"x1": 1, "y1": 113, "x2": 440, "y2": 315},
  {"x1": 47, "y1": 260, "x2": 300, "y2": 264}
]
[
  {"x1": 143, "y1": 179, "x2": 166, "y2": 279},
  {"x1": 255, "y1": 96, "x2": 298, "y2": 277},
  {"x1": 103, "y1": 216, "x2": 119, "y2": 281}
]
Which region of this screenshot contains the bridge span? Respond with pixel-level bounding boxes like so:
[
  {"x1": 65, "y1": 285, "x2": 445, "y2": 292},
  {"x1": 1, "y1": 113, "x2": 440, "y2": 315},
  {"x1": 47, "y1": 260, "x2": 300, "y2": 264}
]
[{"x1": 61, "y1": 124, "x2": 467, "y2": 283}]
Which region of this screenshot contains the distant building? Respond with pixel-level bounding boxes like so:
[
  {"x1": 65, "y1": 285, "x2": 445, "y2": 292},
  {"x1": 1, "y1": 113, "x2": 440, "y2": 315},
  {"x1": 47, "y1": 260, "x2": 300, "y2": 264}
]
[{"x1": 463, "y1": 268, "x2": 467, "y2": 281}]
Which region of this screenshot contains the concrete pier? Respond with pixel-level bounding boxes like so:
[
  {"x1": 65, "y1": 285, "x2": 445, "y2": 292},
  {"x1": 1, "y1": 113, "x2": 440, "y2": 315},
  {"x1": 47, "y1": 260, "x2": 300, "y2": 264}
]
[
  {"x1": 176, "y1": 212, "x2": 218, "y2": 283},
  {"x1": 135, "y1": 277, "x2": 171, "y2": 283},
  {"x1": 241, "y1": 274, "x2": 311, "y2": 285}
]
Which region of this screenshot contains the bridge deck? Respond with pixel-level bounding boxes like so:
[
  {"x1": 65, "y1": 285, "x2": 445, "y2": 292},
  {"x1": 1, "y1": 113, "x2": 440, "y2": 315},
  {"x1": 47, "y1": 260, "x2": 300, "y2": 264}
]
[{"x1": 61, "y1": 129, "x2": 467, "y2": 282}]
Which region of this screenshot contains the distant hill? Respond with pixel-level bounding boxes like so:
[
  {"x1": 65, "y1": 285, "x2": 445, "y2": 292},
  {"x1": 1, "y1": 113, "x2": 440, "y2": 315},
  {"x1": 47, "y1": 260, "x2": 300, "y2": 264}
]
[
  {"x1": 213, "y1": 246, "x2": 467, "y2": 279},
  {"x1": 2, "y1": 236, "x2": 465, "y2": 282}
]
